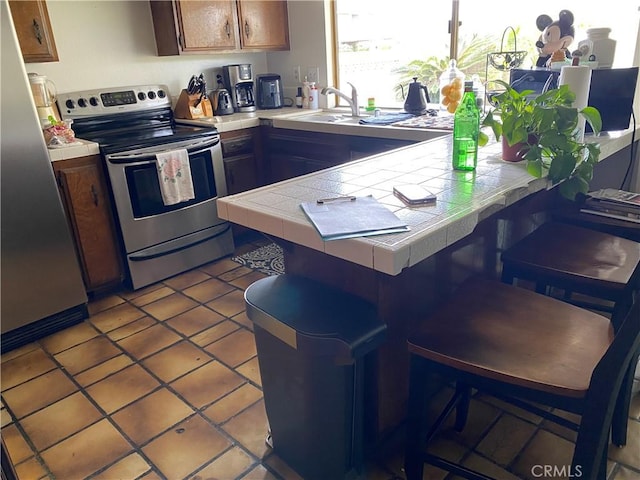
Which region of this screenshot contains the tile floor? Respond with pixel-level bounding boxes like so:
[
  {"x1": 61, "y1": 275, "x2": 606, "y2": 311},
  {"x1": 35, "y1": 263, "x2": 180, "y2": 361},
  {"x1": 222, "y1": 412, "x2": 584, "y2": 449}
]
[{"x1": 1, "y1": 233, "x2": 640, "y2": 480}]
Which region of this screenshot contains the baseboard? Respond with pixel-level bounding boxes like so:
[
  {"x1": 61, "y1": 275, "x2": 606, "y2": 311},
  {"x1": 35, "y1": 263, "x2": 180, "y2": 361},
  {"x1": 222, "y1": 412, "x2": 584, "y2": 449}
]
[{"x1": 1, "y1": 304, "x2": 88, "y2": 353}]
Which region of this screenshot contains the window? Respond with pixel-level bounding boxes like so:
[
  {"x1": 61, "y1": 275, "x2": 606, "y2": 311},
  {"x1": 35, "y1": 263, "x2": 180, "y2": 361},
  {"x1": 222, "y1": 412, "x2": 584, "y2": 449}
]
[{"x1": 334, "y1": 1, "x2": 639, "y2": 109}]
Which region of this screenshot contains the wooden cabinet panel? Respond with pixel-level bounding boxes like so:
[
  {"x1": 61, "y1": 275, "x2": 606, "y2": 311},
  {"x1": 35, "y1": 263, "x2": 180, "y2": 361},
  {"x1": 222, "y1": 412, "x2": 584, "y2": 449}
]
[
  {"x1": 150, "y1": 0, "x2": 288, "y2": 55},
  {"x1": 176, "y1": 0, "x2": 239, "y2": 51},
  {"x1": 224, "y1": 153, "x2": 258, "y2": 194},
  {"x1": 8, "y1": 0, "x2": 58, "y2": 63},
  {"x1": 263, "y1": 127, "x2": 416, "y2": 183},
  {"x1": 237, "y1": 0, "x2": 289, "y2": 50},
  {"x1": 54, "y1": 156, "x2": 123, "y2": 293},
  {"x1": 269, "y1": 153, "x2": 312, "y2": 183},
  {"x1": 264, "y1": 128, "x2": 350, "y2": 183},
  {"x1": 221, "y1": 128, "x2": 261, "y2": 194}
]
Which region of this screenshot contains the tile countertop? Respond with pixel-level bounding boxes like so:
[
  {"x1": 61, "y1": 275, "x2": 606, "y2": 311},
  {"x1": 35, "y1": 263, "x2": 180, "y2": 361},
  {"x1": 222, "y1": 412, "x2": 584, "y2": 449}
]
[
  {"x1": 47, "y1": 138, "x2": 101, "y2": 161},
  {"x1": 47, "y1": 108, "x2": 306, "y2": 162},
  {"x1": 176, "y1": 107, "x2": 316, "y2": 132},
  {"x1": 216, "y1": 127, "x2": 639, "y2": 276},
  {"x1": 48, "y1": 106, "x2": 448, "y2": 161},
  {"x1": 179, "y1": 107, "x2": 450, "y2": 142}
]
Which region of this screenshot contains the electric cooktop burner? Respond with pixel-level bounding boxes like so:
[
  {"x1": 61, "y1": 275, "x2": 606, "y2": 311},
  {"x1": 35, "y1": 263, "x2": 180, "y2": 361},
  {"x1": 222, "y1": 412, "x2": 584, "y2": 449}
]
[{"x1": 57, "y1": 84, "x2": 219, "y2": 153}]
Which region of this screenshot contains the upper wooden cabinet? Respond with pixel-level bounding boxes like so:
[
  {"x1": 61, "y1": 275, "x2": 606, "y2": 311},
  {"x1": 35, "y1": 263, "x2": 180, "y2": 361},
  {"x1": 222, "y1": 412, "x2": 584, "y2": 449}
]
[
  {"x1": 8, "y1": 0, "x2": 59, "y2": 63},
  {"x1": 150, "y1": 0, "x2": 289, "y2": 55},
  {"x1": 236, "y1": 0, "x2": 289, "y2": 50}
]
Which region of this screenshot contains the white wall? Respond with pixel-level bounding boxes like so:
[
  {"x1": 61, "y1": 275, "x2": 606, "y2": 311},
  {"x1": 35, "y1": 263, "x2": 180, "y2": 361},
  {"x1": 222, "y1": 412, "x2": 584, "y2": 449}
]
[
  {"x1": 27, "y1": 1, "x2": 270, "y2": 102},
  {"x1": 266, "y1": 0, "x2": 333, "y2": 106},
  {"x1": 26, "y1": 1, "x2": 333, "y2": 108}
]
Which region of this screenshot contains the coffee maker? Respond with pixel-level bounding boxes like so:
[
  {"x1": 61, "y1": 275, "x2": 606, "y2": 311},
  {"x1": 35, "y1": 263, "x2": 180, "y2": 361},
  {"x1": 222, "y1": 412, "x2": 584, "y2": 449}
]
[
  {"x1": 28, "y1": 73, "x2": 60, "y2": 126},
  {"x1": 222, "y1": 64, "x2": 256, "y2": 113}
]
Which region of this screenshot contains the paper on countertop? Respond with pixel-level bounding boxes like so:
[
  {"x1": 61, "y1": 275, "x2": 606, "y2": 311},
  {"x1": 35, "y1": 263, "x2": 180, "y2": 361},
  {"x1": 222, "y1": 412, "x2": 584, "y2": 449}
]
[{"x1": 300, "y1": 195, "x2": 409, "y2": 241}]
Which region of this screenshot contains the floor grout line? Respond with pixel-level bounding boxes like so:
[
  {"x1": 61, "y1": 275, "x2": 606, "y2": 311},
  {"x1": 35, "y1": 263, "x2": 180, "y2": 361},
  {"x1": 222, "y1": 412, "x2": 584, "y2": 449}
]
[{"x1": 2, "y1": 233, "x2": 640, "y2": 480}]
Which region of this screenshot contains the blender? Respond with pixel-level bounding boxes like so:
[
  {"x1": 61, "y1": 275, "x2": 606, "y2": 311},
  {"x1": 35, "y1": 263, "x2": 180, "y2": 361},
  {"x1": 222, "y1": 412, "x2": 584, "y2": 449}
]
[{"x1": 28, "y1": 73, "x2": 60, "y2": 125}]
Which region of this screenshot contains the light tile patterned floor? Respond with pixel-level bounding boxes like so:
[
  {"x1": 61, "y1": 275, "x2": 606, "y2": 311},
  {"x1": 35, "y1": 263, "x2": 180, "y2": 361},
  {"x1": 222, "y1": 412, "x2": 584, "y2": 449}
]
[{"x1": 1, "y1": 234, "x2": 640, "y2": 480}]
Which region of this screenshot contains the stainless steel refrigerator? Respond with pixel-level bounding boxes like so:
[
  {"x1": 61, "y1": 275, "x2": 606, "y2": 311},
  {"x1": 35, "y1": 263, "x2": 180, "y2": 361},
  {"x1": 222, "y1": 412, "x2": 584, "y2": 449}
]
[{"x1": 1, "y1": 0, "x2": 88, "y2": 352}]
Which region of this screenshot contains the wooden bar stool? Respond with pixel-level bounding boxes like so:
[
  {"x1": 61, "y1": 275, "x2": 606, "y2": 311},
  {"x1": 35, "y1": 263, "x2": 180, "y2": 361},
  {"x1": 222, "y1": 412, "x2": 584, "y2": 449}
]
[
  {"x1": 500, "y1": 221, "x2": 640, "y2": 446},
  {"x1": 501, "y1": 222, "x2": 640, "y2": 323},
  {"x1": 404, "y1": 277, "x2": 640, "y2": 480}
]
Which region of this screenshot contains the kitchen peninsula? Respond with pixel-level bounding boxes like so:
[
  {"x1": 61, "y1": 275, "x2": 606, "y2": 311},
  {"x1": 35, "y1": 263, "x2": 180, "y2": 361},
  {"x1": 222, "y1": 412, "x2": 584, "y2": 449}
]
[{"x1": 217, "y1": 128, "x2": 638, "y2": 441}]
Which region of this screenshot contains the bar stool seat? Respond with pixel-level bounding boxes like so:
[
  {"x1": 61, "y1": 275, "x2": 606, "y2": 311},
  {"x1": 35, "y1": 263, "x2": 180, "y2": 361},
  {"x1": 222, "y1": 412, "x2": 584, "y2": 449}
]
[
  {"x1": 500, "y1": 221, "x2": 640, "y2": 447},
  {"x1": 501, "y1": 222, "x2": 640, "y2": 318},
  {"x1": 404, "y1": 277, "x2": 640, "y2": 480}
]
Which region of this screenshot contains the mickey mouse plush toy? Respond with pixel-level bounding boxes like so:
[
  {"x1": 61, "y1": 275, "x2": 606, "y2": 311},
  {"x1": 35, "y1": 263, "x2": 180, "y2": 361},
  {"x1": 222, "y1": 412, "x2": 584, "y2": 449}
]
[{"x1": 535, "y1": 10, "x2": 575, "y2": 67}]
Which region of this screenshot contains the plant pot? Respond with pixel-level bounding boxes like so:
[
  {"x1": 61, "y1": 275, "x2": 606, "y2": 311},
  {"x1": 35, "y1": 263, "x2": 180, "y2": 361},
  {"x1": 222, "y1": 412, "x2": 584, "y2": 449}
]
[{"x1": 501, "y1": 136, "x2": 534, "y2": 162}]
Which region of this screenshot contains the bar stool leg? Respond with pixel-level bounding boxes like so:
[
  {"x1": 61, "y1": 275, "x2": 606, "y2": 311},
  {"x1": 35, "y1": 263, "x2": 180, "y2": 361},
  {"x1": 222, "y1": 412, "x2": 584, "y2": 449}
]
[
  {"x1": 611, "y1": 293, "x2": 637, "y2": 447},
  {"x1": 454, "y1": 383, "x2": 472, "y2": 431},
  {"x1": 405, "y1": 356, "x2": 428, "y2": 480},
  {"x1": 612, "y1": 350, "x2": 639, "y2": 446}
]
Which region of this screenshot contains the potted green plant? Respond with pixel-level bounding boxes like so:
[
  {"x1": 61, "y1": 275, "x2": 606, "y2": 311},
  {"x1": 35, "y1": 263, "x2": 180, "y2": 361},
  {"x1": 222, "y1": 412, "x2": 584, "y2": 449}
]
[{"x1": 481, "y1": 80, "x2": 602, "y2": 199}]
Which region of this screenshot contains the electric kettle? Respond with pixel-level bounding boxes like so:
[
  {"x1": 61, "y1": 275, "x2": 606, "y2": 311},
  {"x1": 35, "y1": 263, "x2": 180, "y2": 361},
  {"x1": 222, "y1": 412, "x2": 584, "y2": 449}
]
[{"x1": 402, "y1": 77, "x2": 430, "y2": 115}]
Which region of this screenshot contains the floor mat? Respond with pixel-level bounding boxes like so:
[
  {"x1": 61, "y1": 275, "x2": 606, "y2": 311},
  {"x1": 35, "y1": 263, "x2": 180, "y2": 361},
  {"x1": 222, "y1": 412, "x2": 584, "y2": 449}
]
[{"x1": 231, "y1": 243, "x2": 285, "y2": 276}]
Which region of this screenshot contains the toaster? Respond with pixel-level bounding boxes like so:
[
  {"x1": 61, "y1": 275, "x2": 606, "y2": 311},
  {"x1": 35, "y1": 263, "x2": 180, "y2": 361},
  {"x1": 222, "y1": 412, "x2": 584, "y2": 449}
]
[{"x1": 256, "y1": 74, "x2": 284, "y2": 109}]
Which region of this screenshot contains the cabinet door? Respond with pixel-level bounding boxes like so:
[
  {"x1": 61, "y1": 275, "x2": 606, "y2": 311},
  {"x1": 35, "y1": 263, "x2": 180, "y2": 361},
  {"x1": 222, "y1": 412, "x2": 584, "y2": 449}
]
[
  {"x1": 8, "y1": 0, "x2": 58, "y2": 63},
  {"x1": 224, "y1": 153, "x2": 258, "y2": 194},
  {"x1": 268, "y1": 153, "x2": 315, "y2": 183},
  {"x1": 237, "y1": 0, "x2": 289, "y2": 50},
  {"x1": 56, "y1": 159, "x2": 123, "y2": 291},
  {"x1": 176, "y1": 0, "x2": 239, "y2": 51},
  {"x1": 349, "y1": 137, "x2": 413, "y2": 160}
]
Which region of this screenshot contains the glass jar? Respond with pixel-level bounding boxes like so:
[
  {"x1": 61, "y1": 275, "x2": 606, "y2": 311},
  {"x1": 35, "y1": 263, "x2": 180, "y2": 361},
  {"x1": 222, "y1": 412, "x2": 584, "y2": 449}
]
[{"x1": 438, "y1": 59, "x2": 465, "y2": 113}]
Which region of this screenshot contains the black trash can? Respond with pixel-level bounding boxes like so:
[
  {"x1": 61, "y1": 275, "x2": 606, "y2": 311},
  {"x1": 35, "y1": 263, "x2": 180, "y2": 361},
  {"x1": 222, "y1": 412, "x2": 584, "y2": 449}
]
[{"x1": 245, "y1": 274, "x2": 387, "y2": 480}]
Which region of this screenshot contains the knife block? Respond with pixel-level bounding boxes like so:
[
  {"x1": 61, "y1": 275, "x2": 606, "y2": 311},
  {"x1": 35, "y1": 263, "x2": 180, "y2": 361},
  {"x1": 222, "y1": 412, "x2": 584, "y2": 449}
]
[{"x1": 174, "y1": 89, "x2": 213, "y2": 119}]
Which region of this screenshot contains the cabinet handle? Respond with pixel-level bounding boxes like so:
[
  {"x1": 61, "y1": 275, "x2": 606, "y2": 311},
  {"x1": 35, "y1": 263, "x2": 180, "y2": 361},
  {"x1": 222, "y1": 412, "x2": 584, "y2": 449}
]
[
  {"x1": 32, "y1": 19, "x2": 42, "y2": 44},
  {"x1": 90, "y1": 184, "x2": 99, "y2": 206},
  {"x1": 225, "y1": 19, "x2": 230, "y2": 38},
  {"x1": 244, "y1": 20, "x2": 250, "y2": 38}
]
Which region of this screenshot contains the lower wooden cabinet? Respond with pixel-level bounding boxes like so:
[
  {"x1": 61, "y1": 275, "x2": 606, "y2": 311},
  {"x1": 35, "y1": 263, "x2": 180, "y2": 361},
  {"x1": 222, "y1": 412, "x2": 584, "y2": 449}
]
[
  {"x1": 221, "y1": 128, "x2": 262, "y2": 194},
  {"x1": 224, "y1": 152, "x2": 259, "y2": 194},
  {"x1": 53, "y1": 155, "x2": 124, "y2": 293},
  {"x1": 220, "y1": 128, "x2": 264, "y2": 240},
  {"x1": 264, "y1": 127, "x2": 415, "y2": 183}
]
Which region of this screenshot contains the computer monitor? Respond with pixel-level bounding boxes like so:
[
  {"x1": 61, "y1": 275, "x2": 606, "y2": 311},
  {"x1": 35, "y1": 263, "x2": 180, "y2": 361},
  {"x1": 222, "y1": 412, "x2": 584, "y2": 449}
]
[
  {"x1": 585, "y1": 67, "x2": 638, "y2": 132},
  {"x1": 509, "y1": 67, "x2": 638, "y2": 132},
  {"x1": 509, "y1": 68, "x2": 559, "y2": 97}
]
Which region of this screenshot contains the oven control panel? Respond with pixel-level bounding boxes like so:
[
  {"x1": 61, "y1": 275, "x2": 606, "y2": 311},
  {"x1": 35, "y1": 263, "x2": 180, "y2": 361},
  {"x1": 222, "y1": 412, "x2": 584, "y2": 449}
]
[{"x1": 58, "y1": 84, "x2": 171, "y2": 119}]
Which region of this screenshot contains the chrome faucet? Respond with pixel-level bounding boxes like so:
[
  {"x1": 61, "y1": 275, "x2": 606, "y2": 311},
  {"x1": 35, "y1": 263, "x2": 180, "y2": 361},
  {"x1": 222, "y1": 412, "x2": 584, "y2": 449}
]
[{"x1": 321, "y1": 82, "x2": 360, "y2": 117}]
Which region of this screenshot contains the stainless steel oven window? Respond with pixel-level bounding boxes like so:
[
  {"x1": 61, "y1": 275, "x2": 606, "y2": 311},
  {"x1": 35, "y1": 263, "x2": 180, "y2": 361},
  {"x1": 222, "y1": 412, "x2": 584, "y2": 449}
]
[
  {"x1": 105, "y1": 136, "x2": 228, "y2": 253},
  {"x1": 125, "y1": 147, "x2": 217, "y2": 218}
]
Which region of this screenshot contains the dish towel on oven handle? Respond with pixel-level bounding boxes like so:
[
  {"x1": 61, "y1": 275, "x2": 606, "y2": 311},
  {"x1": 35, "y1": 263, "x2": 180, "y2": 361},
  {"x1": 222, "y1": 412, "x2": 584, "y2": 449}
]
[{"x1": 156, "y1": 149, "x2": 195, "y2": 205}]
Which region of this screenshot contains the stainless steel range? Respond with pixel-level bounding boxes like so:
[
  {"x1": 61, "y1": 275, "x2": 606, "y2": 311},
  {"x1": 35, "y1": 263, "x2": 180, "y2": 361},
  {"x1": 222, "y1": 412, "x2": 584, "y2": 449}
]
[{"x1": 58, "y1": 84, "x2": 234, "y2": 290}]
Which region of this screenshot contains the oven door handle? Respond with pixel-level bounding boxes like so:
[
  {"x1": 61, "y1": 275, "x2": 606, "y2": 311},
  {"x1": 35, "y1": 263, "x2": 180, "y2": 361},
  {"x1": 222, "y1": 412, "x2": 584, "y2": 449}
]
[
  {"x1": 128, "y1": 224, "x2": 231, "y2": 261},
  {"x1": 106, "y1": 138, "x2": 220, "y2": 164}
]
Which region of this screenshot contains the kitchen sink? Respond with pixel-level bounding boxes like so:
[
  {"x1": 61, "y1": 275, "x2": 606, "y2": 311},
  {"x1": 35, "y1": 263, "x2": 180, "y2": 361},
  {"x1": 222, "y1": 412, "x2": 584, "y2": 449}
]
[
  {"x1": 292, "y1": 112, "x2": 370, "y2": 123},
  {"x1": 271, "y1": 109, "x2": 449, "y2": 143}
]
